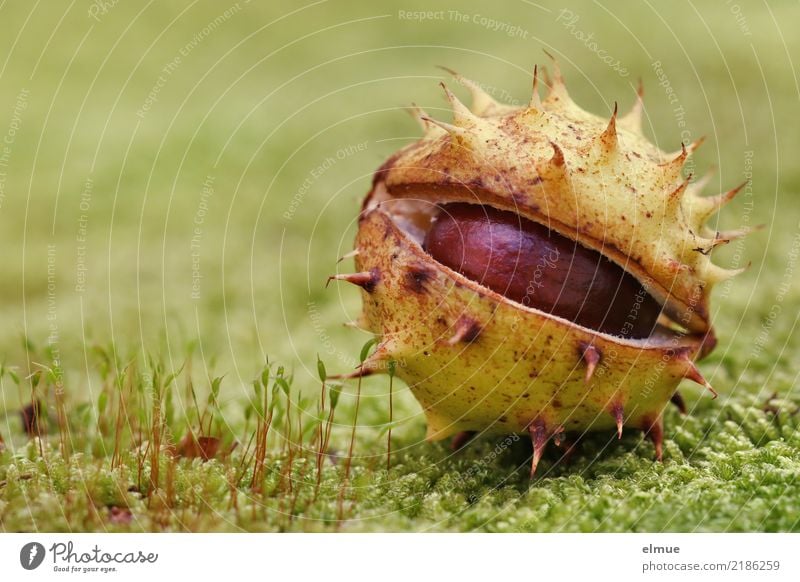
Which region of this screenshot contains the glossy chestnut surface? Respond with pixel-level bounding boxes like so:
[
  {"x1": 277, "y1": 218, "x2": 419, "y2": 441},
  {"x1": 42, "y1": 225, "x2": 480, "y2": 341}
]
[{"x1": 423, "y1": 203, "x2": 662, "y2": 338}]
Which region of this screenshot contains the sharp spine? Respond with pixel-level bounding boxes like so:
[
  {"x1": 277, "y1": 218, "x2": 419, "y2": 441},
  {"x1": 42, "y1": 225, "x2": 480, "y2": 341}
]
[
  {"x1": 440, "y1": 82, "x2": 477, "y2": 126},
  {"x1": 717, "y1": 224, "x2": 763, "y2": 240},
  {"x1": 530, "y1": 64, "x2": 542, "y2": 108},
  {"x1": 609, "y1": 401, "x2": 624, "y2": 439},
  {"x1": 682, "y1": 359, "x2": 718, "y2": 399},
  {"x1": 597, "y1": 102, "x2": 619, "y2": 158},
  {"x1": 580, "y1": 342, "x2": 601, "y2": 384},
  {"x1": 695, "y1": 181, "x2": 748, "y2": 223},
  {"x1": 667, "y1": 174, "x2": 693, "y2": 205},
  {"x1": 671, "y1": 391, "x2": 687, "y2": 414},
  {"x1": 549, "y1": 141, "x2": 566, "y2": 166},
  {"x1": 450, "y1": 431, "x2": 476, "y2": 451},
  {"x1": 541, "y1": 50, "x2": 570, "y2": 104},
  {"x1": 528, "y1": 418, "x2": 553, "y2": 477},
  {"x1": 668, "y1": 136, "x2": 705, "y2": 158},
  {"x1": 642, "y1": 415, "x2": 664, "y2": 461},
  {"x1": 337, "y1": 249, "x2": 360, "y2": 264},
  {"x1": 660, "y1": 143, "x2": 688, "y2": 184},
  {"x1": 407, "y1": 103, "x2": 437, "y2": 134},
  {"x1": 536, "y1": 142, "x2": 572, "y2": 191},
  {"x1": 438, "y1": 66, "x2": 510, "y2": 116},
  {"x1": 446, "y1": 315, "x2": 481, "y2": 345},
  {"x1": 419, "y1": 115, "x2": 467, "y2": 137},
  {"x1": 326, "y1": 269, "x2": 379, "y2": 292}
]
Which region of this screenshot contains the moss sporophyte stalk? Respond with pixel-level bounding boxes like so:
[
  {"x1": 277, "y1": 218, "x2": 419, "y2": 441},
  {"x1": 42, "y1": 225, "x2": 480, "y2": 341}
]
[{"x1": 329, "y1": 56, "x2": 750, "y2": 476}]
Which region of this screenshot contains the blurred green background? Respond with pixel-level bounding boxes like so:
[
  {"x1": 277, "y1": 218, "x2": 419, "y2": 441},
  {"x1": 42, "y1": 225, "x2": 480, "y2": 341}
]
[{"x1": 0, "y1": 0, "x2": 797, "y2": 429}]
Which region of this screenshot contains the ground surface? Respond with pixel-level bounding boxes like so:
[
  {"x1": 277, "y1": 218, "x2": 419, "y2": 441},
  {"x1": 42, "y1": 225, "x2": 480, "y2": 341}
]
[{"x1": 1, "y1": 0, "x2": 798, "y2": 532}]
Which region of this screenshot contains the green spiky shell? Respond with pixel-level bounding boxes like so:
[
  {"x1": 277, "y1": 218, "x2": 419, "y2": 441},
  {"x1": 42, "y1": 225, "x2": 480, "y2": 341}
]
[{"x1": 333, "y1": 60, "x2": 745, "y2": 471}]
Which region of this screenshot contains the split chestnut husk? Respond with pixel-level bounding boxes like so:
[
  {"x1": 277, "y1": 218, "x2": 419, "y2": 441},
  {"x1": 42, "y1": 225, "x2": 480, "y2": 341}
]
[{"x1": 329, "y1": 59, "x2": 748, "y2": 475}]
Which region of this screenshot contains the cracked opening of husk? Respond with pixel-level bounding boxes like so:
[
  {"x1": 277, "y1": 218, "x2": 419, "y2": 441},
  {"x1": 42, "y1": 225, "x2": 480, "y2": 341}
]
[{"x1": 368, "y1": 185, "x2": 691, "y2": 342}]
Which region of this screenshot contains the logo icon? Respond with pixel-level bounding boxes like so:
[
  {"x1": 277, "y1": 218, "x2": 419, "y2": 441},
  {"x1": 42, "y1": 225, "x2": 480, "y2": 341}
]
[{"x1": 20, "y1": 542, "x2": 46, "y2": 570}]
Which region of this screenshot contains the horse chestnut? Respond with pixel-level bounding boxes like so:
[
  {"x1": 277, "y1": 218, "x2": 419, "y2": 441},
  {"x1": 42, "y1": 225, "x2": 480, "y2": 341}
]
[
  {"x1": 423, "y1": 203, "x2": 662, "y2": 338},
  {"x1": 331, "y1": 60, "x2": 747, "y2": 475}
]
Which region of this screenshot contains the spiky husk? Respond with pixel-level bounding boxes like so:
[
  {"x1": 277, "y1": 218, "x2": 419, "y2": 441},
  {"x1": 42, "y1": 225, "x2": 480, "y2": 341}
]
[{"x1": 333, "y1": 59, "x2": 745, "y2": 473}]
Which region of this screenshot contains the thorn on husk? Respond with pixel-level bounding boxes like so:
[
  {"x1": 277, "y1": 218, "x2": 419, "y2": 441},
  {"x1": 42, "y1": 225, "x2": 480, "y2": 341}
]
[
  {"x1": 446, "y1": 315, "x2": 481, "y2": 345},
  {"x1": 609, "y1": 401, "x2": 624, "y2": 439},
  {"x1": 337, "y1": 249, "x2": 360, "y2": 264},
  {"x1": 549, "y1": 141, "x2": 566, "y2": 167},
  {"x1": 450, "y1": 431, "x2": 476, "y2": 451},
  {"x1": 597, "y1": 102, "x2": 619, "y2": 156},
  {"x1": 682, "y1": 359, "x2": 718, "y2": 399},
  {"x1": 642, "y1": 415, "x2": 664, "y2": 461},
  {"x1": 670, "y1": 391, "x2": 687, "y2": 414},
  {"x1": 419, "y1": 115, "x2": 467, "y2": 137},
  {"x1": 530, "y1": 64, "x2": 542, "y2": 108},
  {"x1": 528, "y1": 418, "x2": 556, "y2": 477},
  {"x1": 580, "y1": 342, "x2": 601, "y2": 384},
  {"x1": 326, "y1": 268, "x2": 379, "y2": 292}
]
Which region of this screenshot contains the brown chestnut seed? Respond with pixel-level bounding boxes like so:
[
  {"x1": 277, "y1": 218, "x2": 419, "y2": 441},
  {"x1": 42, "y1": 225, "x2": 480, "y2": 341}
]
[{"x1": 423, "y1": 203, "x2": 662, "y2": 338}]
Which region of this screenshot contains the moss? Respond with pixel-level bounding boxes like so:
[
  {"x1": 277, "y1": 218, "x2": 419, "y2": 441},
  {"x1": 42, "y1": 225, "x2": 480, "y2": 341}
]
[{"x1": 0, "y1": 0, "x2": 798, "y2": 533}]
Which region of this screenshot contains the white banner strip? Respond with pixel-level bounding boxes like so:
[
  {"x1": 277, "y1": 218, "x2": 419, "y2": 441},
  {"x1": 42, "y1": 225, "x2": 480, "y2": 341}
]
[{"x1": 1, "y1": 533, "x2": 797, "y2": 581}]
